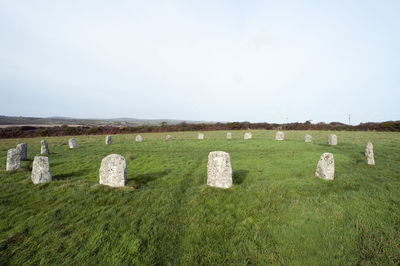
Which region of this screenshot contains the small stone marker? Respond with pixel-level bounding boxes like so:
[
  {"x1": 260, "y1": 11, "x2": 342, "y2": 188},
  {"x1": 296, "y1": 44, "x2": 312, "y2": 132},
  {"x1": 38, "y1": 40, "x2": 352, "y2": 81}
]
[
  {"x1": 136, "y1": 135, "x2": 143, "y2": 142},
  {"x1": 226, "y1": 132, "x2": 232, "y2": 139},
  {"x1": 31, "y1": 156, "x2": 52, "y2": 184},
  {"x1": 305, "y1": 134, "x2": 312, "y2": 143},
  {"x1": 105, "y1": 135, "x2": 112, "y2": 145},
  {"x1": 16, "y1": 143, "x2": 27, "y2": 160},
  {"x1": 244, "y1": 132, "x2": 252, "y2": 140},
  {"x1": 68, "y1": 138, "x2": 78, "y2": 149},
  {"x1": 207, "y1": 151, "x2": 232, "y2": 188},
  {"x1": 166, "y1": 135, "x2": 172, "y2": 141},
  {"x1": 41, "y1": 140, "x2": 49, "y2": 155},
  {"x1": 315, "y1": 153, "x2": 335, "y2": 180},
  {"x1": 275, "y1": 131, "x2": 285, "y2": 141},
  {"x1": 198, "y1": 133, "x2": 204, "y2": 140},
  {"x1": 6, "y1": 148, "x2": 21, "y2": 171},
  {"x1": 99, "y1": 154, "x2": 127, "y2": 187},
  {"x1": 365, "y1": 141, "x2": 375, "y2": 165},
  {"x1": 328, "y1": 134, "x2": 337, "y2": 145}
]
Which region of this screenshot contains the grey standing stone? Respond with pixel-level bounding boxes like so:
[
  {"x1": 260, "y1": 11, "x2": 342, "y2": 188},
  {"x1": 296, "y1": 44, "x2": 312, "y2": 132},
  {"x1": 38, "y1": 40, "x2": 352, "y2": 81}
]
[
  {"x1": 226, "y1": 132, "x2": 232, "y2": 139},
  {"x1": 198, "y1": 133, "x2": 204, "y2": 140},
  {"x1": 305, "y1": 134, "x2": 312, "y2": 143},
  {"x1": 41, "y1": 140, "x2": 49, "y2": 155},
  {"x1": 166, "y1": 135, "x2": 172, "y2": 141},
  {"x1": 275, "y1": 131, "x2": 285, "y2": 141},
  {"x1": 68, "y1": 138, "x2": 78, "y2": 149},
  {"x1": 328, "y1": 134, "x2": 337, "y2": 145},
  {"x1": 365, "y1": 141, "x2": 375, "y2": 165},
  {"x1": 136, "y1": 135, "x2": 143, "y2": 142},
  {"x1": 244, "y1": 132, "x2": 252, "y2": 140},
  {"x1": 6, "y1": 148, "x2": 21, "y2": 171},
  {"x1": 105, "y1": 135, "x2": 112, "y2": 145},
  {"x1": 207, "y1": 151, "x2": 232, "y2": 189},
  {"x1": 315, "y1": 153, "x2": 335, "y2": 180},
  {"x1": 99, "y1": 154, "x2": 127, "y2": 187},
  {"x1": 16, "y1": 143, "x2": 27, "y2": 160},
  {"x1": 31, "y1": 156, "x2": 52, "y2": 184}
]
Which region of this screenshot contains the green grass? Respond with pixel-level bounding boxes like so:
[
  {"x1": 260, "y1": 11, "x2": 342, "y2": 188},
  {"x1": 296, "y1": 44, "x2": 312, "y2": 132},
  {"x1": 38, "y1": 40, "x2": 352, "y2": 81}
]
[{"x1": 0, "y1": 130, "x2": 399, "y2": 265}]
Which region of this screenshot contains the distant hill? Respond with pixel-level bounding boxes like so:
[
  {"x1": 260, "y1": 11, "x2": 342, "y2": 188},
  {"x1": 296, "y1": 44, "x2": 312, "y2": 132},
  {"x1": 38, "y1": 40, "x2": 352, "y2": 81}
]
[{"x1": 0, "y1": 115, "x2": 211, "y2": 127}]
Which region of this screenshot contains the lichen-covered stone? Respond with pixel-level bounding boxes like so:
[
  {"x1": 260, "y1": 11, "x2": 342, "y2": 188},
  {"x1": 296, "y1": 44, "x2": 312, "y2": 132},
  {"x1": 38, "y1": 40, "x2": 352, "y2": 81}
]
[
  {"x1": 41, "y1": 140, "x2": 49, "y2": 155},
  {"x1": 315, "y1": 153, "x2": 335, "y2": 180},
  {"x1": 105, "y1": 135, "x2": 112, "y2": 144},
  {"x1": 166, "y1": 135, "x2": 172, "y2": 141},
  {"x1": 136, "y1": 135, "x2": 143, "y2": 142},
  {"x1": 365, "y1": 141, "x2": 375, "y2": 165},
  {"x1": 31, "y1": 156, "x2": 52, "y2": 184},
  {"x1": 207, "y1": 151, "x2": 232, "y2": 189},
  {"x1": 68, "y1": 138, "x2": 78, "y2": 149},
  {"x1": 328, "y1": 134, "x2": 337, "y2": 145},
  {"x1": 275, "y1": 131, "x2": 285, "y2": 141},
  {"x1": 16, "y1": 143, "x2": 27, "y2": 160},
  {"x1": 99, "y1": 154, "x2": 127, "y2": 187},
  {"x1": 244, "y1": 132, "x2": 252, "y2": 140},
  {"x1": 6, "y1": 148, "x2": 21, "y2": 171},
  {"x1": 198, "y1": 133, "x2": 204, "y2": 140},
  {"x1": 305, "y1": 134, "x2": 312, "y2": 143},
  {"x1": 226, "y1": 132, "x2": 232, "y2": 139}
]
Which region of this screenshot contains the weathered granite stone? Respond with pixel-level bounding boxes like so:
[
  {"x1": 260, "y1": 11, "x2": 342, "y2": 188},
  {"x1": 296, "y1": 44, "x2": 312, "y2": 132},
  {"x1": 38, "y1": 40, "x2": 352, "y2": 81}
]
[
  {"x1": 99, "y1": 154, "x2": 127, "y2": 187},
  {"x1": 31, "y1": 156, "x2": 52, "y2": 184},
  {"x1": 275, "y1": 131, "x2": 285, "y2": 141},
  {"x1": 315, "y1": 153, "x2": 334, "y2": 180},
  {"x1": 16, "y1": 143, "x2": 27, "y2": 160},
  {"x1": 328, "y1": 134, "x2": 337, "y2": 145},
  {"x1": 6, "y1": 148, "x2": 21, "y2": 171},
  {"x1": 41, "y1": 140, "x2": 49, "y2": 155},
  {"x1": 244, "y1": 132, "x2": 252, "y2": 140},
  {"x1": 305, "y1": 134, "x2": 312, "y2": 143},
  {"x1": 105, "y1": 135, "x2": 112, "y2": 145},
  {"x1": 166, "y1": 135, "x2": 172, "y2": 141},
  {"x1": 198, "y1": 133, "x2": 204, "y2": 140},
  {"x1": 68, "y1": 138, "x2": 78, "y2": 149},
  {"x1": 207, "y1": 151, "x2": 232, "y2": 188},
  {"x1": 365, "y1": 141, "x2": 375, "y2": 165},
  {"x1": 136, "y1": 135, "x2": 143, "y2": 142},
  {"x1": 226, "y1": 132, "x2": 232, "y2": 139}
]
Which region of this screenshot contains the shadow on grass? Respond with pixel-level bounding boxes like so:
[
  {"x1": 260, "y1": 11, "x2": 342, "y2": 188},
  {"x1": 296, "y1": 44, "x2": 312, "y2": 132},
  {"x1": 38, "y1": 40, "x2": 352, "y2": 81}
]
[
  {"x1": 233, "y1": 170, "x2": 249, "y2": 184},
  {"x1": 127, "y1": 170, "x2": 171, "y2": 187},
  {"x1": 53, "y1": 169, "x2": 91, "y2": 180}
]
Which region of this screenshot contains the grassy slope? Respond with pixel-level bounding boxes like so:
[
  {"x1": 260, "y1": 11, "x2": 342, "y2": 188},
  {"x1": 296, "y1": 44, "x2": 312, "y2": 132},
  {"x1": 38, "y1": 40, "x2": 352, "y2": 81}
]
[{"x1": 0, "y1": 130, "x2": 399, "y2": 265}]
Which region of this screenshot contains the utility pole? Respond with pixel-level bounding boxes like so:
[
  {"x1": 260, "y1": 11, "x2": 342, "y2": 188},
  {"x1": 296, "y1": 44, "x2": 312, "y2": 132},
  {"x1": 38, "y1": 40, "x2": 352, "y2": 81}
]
[{"x1": 348, "y1": 114, "x2": 352, "y2": 125}]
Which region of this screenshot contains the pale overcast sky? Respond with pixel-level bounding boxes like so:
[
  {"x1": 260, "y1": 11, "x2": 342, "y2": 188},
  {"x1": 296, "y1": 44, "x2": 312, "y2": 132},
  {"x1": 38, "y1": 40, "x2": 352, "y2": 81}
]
[{"x1": 0, "y1": 1, "x2": 399, "y2": 124}]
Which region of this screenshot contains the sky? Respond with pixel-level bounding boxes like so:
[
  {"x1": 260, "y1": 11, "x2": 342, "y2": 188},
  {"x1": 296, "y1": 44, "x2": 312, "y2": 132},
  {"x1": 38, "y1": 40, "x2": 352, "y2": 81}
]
[{"x1": 0, "y1": 1, "x2": 399, "y2": 124}]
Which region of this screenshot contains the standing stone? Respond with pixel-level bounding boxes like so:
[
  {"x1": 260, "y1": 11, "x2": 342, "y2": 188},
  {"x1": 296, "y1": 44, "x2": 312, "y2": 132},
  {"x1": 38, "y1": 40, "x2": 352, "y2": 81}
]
[
  {"x1": 226, "y1": 132, "x2": 232, "y2": 139},
  {"x1": 41, "y1": 140, "x2": 49, "y2": 155},
  {"x1": 6, "y1": 148, "x2": 21, "y2": 171},
  {"x1": 136, "y1": 135, "x2": 143, "y2": 142},
  {"x1": 16, "y1": 143, "x2": 27, "y2": 160},
  {"x1": 275, "y1": 131, "x2": 285, "y2": 141},
  {"x1": 99, "y1": 154, "x2": 127, "y2": 187},
  {"x1": 365, "y1": 141, "x2": 375, "y2": 165},
  {"x1": 328, "y1": 134, "x2": 337, "y2": 145},
  {"x1": 315, "y1": 153, "x2": 335, "y2": 180},
  {"x1": 105, "y1": 135, "x2": 112, "y2": 145},
  {"x1": 166, "y1": 135, "x2": 172, "y2": 141},
  {"x1": 305, "y1": 134, "x2": 312, "y2": 143},
  {"x1": 31, "y1": 156, "x2": 52, "y2": 184},
  {"x1": 207, "y1": 151, "x2": 232, "y2": 189},
  {"x1": 68, "y1": 138, "x2": 78, "y2": 149},
  {"x1": 198, "y1": 133, "x2": 204, "y2": 140},
  {"x1": 244, "y1": 132, "x2": 252, "y2": 140}
]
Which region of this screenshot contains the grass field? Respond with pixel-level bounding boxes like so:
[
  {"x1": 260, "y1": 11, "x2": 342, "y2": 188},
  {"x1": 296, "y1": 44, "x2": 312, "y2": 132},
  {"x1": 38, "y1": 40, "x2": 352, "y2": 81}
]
[{"x1": 0, "y1": 130, "x2": 399, "y2": 265}]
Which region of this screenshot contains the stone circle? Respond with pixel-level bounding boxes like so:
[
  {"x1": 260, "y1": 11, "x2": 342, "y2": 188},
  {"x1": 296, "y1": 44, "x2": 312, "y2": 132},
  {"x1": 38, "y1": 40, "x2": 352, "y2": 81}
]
[
  {"x1": 226, "y1": 132, "x2": 232, "y2": 139},
  {"x1": 105, "y1": 135, "x2": 112, "y2": 144},
  {"x1": 315, "y1": 153, "x2": 335, "y2": 180},
  {"x1": 68, "y1": 138, "x2": 78, "y2": 149},
  {"x1": 6, "y1": 148, "x2": 21, "y2": 171},
  {"x1": 328, "y1": 134, "x2": 337, "y2": 145},
  {"x1": 166, "y1": 135, "x2": 172, "y2": 141},
  {"x1": 305, "y1": 134, "x2": 312, "y2": 143},
  {"x1": 198, "y1": 133, "x2": 204, "y2": 140},
  {"x1": 41, "y1": 140, "x2": 49, "y2": 155},
  {"x1": 31, "y1": 156, "x2": 52, "y2": 184},
  {"x1": 136, "y1": 135, "x2": 143, "y2": 142},
  {"x1": 207, "y1": 151, "x2": 232, "y2": 189},
  {"x1": 244, "y1": 132, "x2": 252, "y2": 140},
  {"x1": 365, "y1": 141, "x2": 375, "y2": 165},
  {"x1": 99, "y1": 154, "x2": 127, "y2": 187},
  {"x1": 275, "y1": 131, "x2": 285, "y2": 141},
  {"x1": 16, "y1": 143, "x2": 27, "y2": 160}
]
